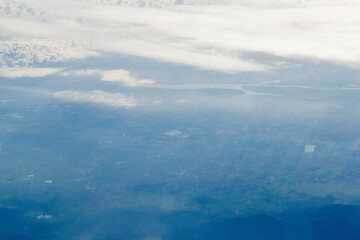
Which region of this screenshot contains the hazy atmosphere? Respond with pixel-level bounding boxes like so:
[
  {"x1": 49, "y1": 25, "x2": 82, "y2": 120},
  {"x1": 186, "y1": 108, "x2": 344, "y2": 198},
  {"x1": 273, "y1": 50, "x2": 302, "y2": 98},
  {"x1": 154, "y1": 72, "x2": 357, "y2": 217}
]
[{"x1": 1, "y1": 0, "x2": 360, "y2": 239}]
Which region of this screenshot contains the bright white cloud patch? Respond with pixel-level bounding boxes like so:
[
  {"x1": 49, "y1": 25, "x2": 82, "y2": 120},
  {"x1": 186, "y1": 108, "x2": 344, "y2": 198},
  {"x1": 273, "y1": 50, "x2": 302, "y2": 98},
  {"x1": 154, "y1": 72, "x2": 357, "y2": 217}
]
[
  {"x1": 304, "y1": 145, "x2": 316, "y2": 153},
  {"x1": 53, "y1": 90, "x2": 136, "y2": 107},
  {"x1": 1, "y1": 0, "x2": 360, "y2": 72},
  {"x1": 165, "y1": 130, "x2": 182, "y2": 136},
  {"x1": 101, "y1": 69, "x2": 155, "y2": 86}
]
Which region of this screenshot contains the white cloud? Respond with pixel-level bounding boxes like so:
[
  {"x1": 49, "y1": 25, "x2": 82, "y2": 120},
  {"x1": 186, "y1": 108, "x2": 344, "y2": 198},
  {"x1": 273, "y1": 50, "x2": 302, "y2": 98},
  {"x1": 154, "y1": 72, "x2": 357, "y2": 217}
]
[
  {"x1": 165, "y1": 130, "x2": 182, "y2": 136},
  {"x1": 60, "y1": 69, "x2": 100, "y2": 77},
  {"x1": 90, "y1": 0, "x2": 176, "y2": 7},
  {"x1": 0, "y1": 0, "x2": 41, "y2": 17},
  {"x1": 1, "y1": 113, "x2": 24, "y2": 119},
  {"x1": 2, "y1": 0, "x2": 360, "y2": 72},
  {"x1": 101, "y1": 69, "x2": 155, "y2": 86},
  {"x1": 90, "y1": 0, "x2": 349, "y2": 8},
  {"x1": 36, "y1": 214, "x2": 52, "y2": 220},
  {"x1": 53, "y1": 90, "x2": 136, "y2": 107},
  {"x1": 0, "y1": 38, "x2": 99, "y2": 67},
  {"x1": 304, "y1": 145, "x2": 316, "y2": 153},
  {"x1": 61, "y1": 68, "x2": 155, "y2": 86},
  {"x1": 0, "y1": 66, "x2": 62, "y2": 78}
]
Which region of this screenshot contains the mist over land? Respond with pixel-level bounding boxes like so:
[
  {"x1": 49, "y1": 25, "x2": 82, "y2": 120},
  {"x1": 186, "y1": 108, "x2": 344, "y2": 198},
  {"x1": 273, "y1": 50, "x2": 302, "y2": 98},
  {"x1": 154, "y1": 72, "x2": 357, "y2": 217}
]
[{"x1": 1, "y1": 0, "x2": 360, "y2": 239}]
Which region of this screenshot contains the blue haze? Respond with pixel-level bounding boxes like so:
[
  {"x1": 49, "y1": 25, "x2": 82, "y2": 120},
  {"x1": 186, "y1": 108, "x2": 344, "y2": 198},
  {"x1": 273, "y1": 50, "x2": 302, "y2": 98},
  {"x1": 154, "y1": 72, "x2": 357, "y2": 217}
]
[{"x1": 1, "y1": 54, "x2": 360, "y2": 239}]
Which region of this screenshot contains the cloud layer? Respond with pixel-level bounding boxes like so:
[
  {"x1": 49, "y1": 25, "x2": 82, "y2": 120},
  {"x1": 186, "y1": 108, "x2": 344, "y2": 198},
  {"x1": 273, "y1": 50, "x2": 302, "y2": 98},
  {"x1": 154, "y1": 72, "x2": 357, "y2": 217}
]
[{"x1": 1, "y1": 0, "x2": 360, "y2": 73}]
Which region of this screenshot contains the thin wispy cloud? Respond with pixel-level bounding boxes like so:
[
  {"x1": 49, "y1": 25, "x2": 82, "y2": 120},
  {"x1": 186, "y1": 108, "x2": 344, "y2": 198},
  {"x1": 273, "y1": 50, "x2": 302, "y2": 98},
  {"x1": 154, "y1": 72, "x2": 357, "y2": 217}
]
[
  {"x1": 0, "y1": 67, "x2": 63, "y2": 78},
  {"x1": 53, "y1": 90, "x2": 136, "y2": 107},
  {"x1": 151, "y1": 84, "x2": 275, "y2": 96}
]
